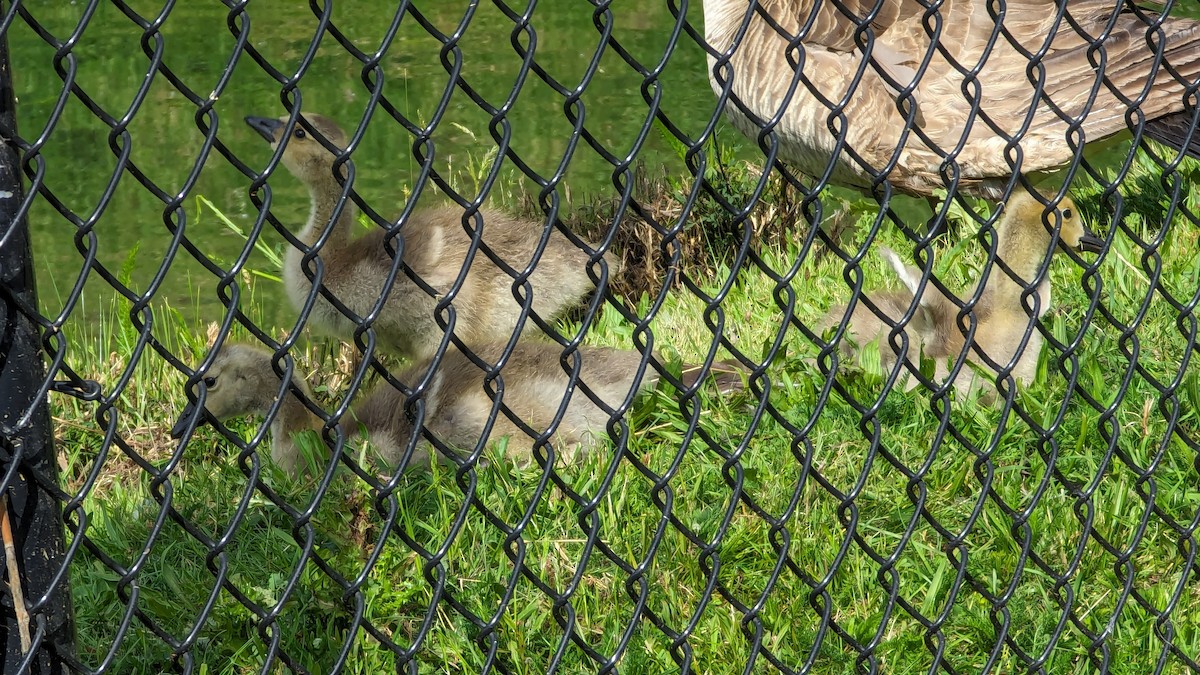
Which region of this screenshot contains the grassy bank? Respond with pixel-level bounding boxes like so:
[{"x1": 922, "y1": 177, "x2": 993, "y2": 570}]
[{"x1": 46, "y1": 144, "x2": 1200, "y2": 673}]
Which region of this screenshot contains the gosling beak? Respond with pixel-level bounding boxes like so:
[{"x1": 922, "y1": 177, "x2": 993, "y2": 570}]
[
  {"x1": 170, "y1": 401, "x2": 207, "y2": 439},
  {"x1": 1077, "y1": 231, "x2": 1105, "y2": 254},
  {"x1": 245, "y1": 116, "x2": 284, "y2": 143}
]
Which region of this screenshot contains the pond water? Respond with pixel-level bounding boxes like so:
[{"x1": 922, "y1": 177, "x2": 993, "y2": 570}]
[
  {"x1": 11, "y1": 1, "x2": 726, "y2": 332},
  {"x1": 10, "y1": 1, "x2": 1200, "y2": 334}
]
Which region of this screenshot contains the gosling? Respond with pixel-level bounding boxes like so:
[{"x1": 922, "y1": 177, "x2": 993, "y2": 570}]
[
  {"x1": 819, "y1": 189, "x2": 1103, "y2": 399},
  {"x1": 244, "y1": 113, "x2": 613, "y2": 360},
  {"x1": 171, "y1": 342, "x2": 744, "y2": 475}
]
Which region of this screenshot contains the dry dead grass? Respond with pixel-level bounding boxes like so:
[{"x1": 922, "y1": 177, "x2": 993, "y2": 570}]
[{"x1": 519, "y1": 164, "x2": 822, "y2": 306}]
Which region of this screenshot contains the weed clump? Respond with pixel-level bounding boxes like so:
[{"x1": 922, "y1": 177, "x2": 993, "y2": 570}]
[{"x1": 551, "y1": 146, "x2": 814, "y2": 305}]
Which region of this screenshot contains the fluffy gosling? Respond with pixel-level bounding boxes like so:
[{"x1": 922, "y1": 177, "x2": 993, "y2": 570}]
[
  {"x1": 171, "y1": 342, "x2": 744, "y2": 475},
  {"x1": 245, "y1": 112, "x2": 614, "y2": 360},
  {"x1": 819, "y1": 189, "x2": 1103, "y2": 399}
]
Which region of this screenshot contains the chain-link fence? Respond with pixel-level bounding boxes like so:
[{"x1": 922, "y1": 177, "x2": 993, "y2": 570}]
[{"x1": 2, "y1": 0, "x2": 1200, "y2": 672}]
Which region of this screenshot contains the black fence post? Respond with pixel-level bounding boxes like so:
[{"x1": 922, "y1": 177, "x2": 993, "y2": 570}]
[{"x1": 0, "y1": 18, "x2": 77, "y2": 675}]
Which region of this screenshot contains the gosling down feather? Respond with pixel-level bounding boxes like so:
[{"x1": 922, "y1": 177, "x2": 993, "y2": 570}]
[
  {"x1": 704, "y1": 0, "x2": 1200, "y2": 198},
  {"x1": 171, "y1": 342, "x2": 745, "y2": 475},
  {"x1": 820, "y1": 190, "x2": 1103, "y2": 398},
  {"x1": 245, "y1": 113, "x2": 614, "y2": 360}
]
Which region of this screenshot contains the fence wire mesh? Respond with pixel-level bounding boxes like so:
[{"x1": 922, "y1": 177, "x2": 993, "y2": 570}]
[{"x1": 2, "y1": 0, "x2": 1200, "y2": 673}]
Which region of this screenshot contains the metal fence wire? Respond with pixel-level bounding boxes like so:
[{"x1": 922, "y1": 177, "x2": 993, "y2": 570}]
[{"x1": 1, "y1": 0, "x2": 1199, "y2": 672}]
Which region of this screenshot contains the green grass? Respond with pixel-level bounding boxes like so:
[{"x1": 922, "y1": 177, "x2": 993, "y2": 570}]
[{"x1": 47, "y1": 146, "x2": 1200, "y2": 673}]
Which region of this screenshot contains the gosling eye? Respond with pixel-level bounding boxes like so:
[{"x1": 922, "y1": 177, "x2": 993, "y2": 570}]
[
  {"x1": 1062, "y1": 208, "x2": 1073, "y2": 220},
  {"x1": 203, "y1": 376, "x2": 217, "y2": 388},
  {"x1": 294, "y1": 127, "x2": 306, "y2": 140}
]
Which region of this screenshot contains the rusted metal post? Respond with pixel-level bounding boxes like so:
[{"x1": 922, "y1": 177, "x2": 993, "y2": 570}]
[{"x1": 0, "y1": 16, "x2": 77, "y2": 674}]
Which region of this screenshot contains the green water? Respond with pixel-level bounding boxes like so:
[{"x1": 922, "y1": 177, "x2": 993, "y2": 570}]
[
  {"x1": 11, "y1": 2, "x2": 1200, "y2": 334},
  {"x1": 11, "y1": 1, "x2": 723, "y2": 332}
]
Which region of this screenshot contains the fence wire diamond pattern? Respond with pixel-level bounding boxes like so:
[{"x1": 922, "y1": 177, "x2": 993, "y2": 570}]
[{"x1": 1, "y1": 1, "x2": 1199, "y2": 673}]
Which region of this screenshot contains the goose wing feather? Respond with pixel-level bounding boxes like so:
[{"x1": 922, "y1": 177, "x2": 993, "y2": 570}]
[{"x1": 706, "y1": 0, "x2": 1200, "y2": 196}]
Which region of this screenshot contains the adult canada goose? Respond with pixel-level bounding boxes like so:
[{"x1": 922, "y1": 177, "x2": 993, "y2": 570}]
[
  {"x1": 819, "y1": 189, "x2": 1104, "y2": 397},
  {"x1": 703, "y1": 0, "x2": 1200, "y2": 198},
  {"x1": 171, "y1": 342, "x2": 745, "y2": 475},
  {"x1": 244, "y1": 113, "x2": 612, "y2": 360}
]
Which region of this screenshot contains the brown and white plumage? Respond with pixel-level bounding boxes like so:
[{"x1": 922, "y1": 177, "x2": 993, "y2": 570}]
[
  {"x1": 244, "y1": 113, "x2": 613, "y2": 360},
  {"x1": 819, "y1": 189, "x2": 1103, "y2": 398},
  {"x1": 705, "y1": 0, "x2": 1200, "y2": 198}
]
